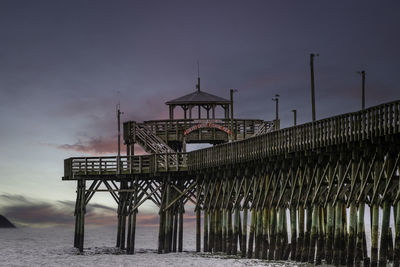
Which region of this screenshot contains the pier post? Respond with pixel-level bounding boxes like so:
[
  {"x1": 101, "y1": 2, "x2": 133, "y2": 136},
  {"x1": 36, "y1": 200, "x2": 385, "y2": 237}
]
[
  {"x1": 178, "y1": 200, "x2": 184, "y2": 252},
  {"x1": 203, "y1": 209, "x2": 209, "y2": 252},
  {"x1": 325, "y1": 203, "x2": 334, "y2": 264},
  {"x1": 395, "y1": 201, "x2": 400, "y2": 267},
  {"x1": 347, "y1": 202, "x2": 357, "y2": 266},
  {"x1": 127, "y1": 178, "x2": 138, "y2": 254},
  {"x1": 275, "y1": 208, "x2": 284, "y2": 260},
  {"x1": 255, "y1": 209, "x2": 262, "y2": 258},
  {"x1": 248, "y1": 208, "x2": 256, "y2": 258},
  {"x1": 333, "y1": 201, "x2": 343, "y2": 266},
  {"x1": 173, "y1": 204, "x2": 178, "y2": 252},
  {"x1": 118, "y1": 181, "x2": 128, "y2": 250},
  {"x1": 371, "y1": 203, "x2": 379, "y2": 267},
  {"x1": 290, "y1": 206, "x2": 297, "y2": 261},
  {"x1": 210, "y1": 208, "x2": 215, "y2": 252},
  {"x1": 233, "y1": 206, "x2": 239, "y2": 255},
  {"x1": 308, "y1": 205, "x2": 318, "y2": 264},
  {"x1": 296, "y1": 207, "x2": 305, "y2": 261},
  {"x1": 379, "y1": 200, "x2": 391, "y2": 267},
  {"x1": 195, "y1": 206, "x2": 201, "y2": 252},
  {"x1": 158, "y1": 180, "x2": 166, "y2": 254},
  {"x1": 222, "y1": 208, "x2": 226, "y2": 252},
  {"x1": 355, "y1": 203, "x2": 365, "y2": 267},
  {"x1": 388, "y1": 227, "x2": 394, "y2": 263},
  {"x1": 262, "y1": 207, "x2": 269, "y2": 259},
  {"x1": 73, "y1": 181, "x2": 80, "y2": 248},
  {"x1": 215, "y1": 208, "x2": 221, "y2": 252},
  {"x1": 302, "y1": 207, "x2": 312, "y2": 261},
  {"x1": 242, "y1": 206, "x2": 248, "y2": 257},
  {"x1": 268, "y1": 208, "x2": 276, "y2": 260},
  {"x1": 316, "y1": 206, "x2": 324, "y2": 265},
  {"x1": 164, "y1": 178, "x2": 172, "y2": 253},
  {"x1": 227, "y1": 207, "x2": 232, "y2": 254},
  {"x1": 78, "y1": 179, "x2": 86, "y2": 253},
  {"x1": 282, "y1": 210, "x2": 289, "y2": 260},
  {"x1": 196, "y1": 181, "x2": 201, "y2": 252},
  {"x1": 371, "y1": 152, "x2": 383, "y2": 266}
]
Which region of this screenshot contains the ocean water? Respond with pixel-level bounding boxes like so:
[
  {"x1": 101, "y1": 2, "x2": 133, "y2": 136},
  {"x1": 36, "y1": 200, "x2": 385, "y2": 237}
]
[{"x1": 0, "y1": 226, "x2": 307, "y2": 267}]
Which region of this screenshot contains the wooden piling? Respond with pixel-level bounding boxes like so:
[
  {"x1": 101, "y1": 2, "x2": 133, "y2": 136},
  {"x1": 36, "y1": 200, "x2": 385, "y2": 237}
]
[
  {"x1": 275, "y1": 208, "x2": 283, "y2": 260},
  {"x1": 315, "y1": 207, "x2": 324, "y2": 265},
  {"x1": 173, "y1": 206, "x2": 178, "y2": 252},
  {"x1": 227, "y1": 207, "x2": 233, "y2": 254},
  {"x1": 210, "y1": 209, "x2": 215, "y2": 252},
  {"x1": 282, "y1": 209, "x2": 289, "y2": 260},
  {"x1": 215, "y1": 209, "x2": 221, "y2": 252},
  {"x1": 388, "y1": 227, "x2": 394, "y2": 263},
  {"x1": 178, "y1": 201, "x2": 184, "y2": 252},
  {"x1": 242, "y1": 207, "x2": 248, "y2": 258},
  {"x1": 196, "y1": 206, "x2": 201, "y2": 252},
  {"x1": 204, "y1": 209, "x2": 209, "y2": 252},
  {"x1": 233, "y1": 206, "x2": 239, "y2": 255},
  {"x1": 302, "y1": 207, "x2": 312, "y2": 261},
  {"x1": 290, "y1": 206, "x2": 297, "y2": 261},
  {"x1": 196, "y1": 181, "x2": 201, "y2": 252},
  {"x1": 347, "y1": 202, "x2": 357, "y2": 266},
  {"x1": 308, "y1": 205, "x2": 318, "y2": 264},
  {"x1": 371, "y1": 203, "x2": 379, "y2": 267},
  {"x1": 268, "y1": 208, "x2": 276, "y2": 260},
  {"x1": 255, "y1": 209, "x2": 262, "y2": 258},
  {"x1": 164, "y1": 179, "x2": 171, "y2": 253},
  {"x1": 355, "y1": 203, "x2": 365, "y2": 267},
  {"x1": 379, "y1": 200, "x2": 390, "y2": 267},
  {"x1": 222, "y1": 208, "x2": 226, "y2": 252},
  {"x1": 296, "y1": 207, "x2": 305, "y2": 261},
  {"x1": 262, "y1": 207, "x2": 269, "y2": 259},
  {"x1": 158, "y1": 186, "x2": 165, "y2": 254},
  {"x1": 333, "y1": 202, "x2": 343, "y2": 266},
  {"x1": 325, "y1": 203, "x2": 334, "y2": 264},
  {"x1": 73, "y1": 181, "x2": 80, "y2": 248},
  {"x1": 395, "y1": 201, "x2": 400, "y2": 267},
  {"x1": 78, "y1": 179, "x2": 86, "y2": 253},
  {"x1": 248, "y1": 208, "x2": 256, "y2": 258}
]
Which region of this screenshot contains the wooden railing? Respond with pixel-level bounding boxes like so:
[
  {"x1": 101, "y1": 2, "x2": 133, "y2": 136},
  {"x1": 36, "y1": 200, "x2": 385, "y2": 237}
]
[
  {"x1": 188, "y1": 100, "x2": 400, "y2": 170},
  {"x1": 65, "y1": 100, "x2": 400, "y2": 178},
  {"x1": 134, "y1": 118, "x2": 271, "y2": 141},
  {"x1": 64, "y1": 153, "x2": 188, "y2": 179}
]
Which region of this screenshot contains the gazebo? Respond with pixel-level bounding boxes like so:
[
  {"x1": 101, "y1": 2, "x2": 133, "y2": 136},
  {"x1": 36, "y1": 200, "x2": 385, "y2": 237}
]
[{"x1": 165, "y1": 78, "x2": 231, "y2": 120}]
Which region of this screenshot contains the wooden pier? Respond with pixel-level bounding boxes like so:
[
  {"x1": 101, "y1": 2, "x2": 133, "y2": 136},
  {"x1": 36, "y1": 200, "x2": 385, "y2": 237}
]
[{"x1": 63, "y1": 87, "x2": 400, "y2": 266}]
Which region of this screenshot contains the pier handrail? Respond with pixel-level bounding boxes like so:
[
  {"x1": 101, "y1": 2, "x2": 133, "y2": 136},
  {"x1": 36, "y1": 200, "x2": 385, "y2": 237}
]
[
  {"x1": 188, "y1": 100, "x2": 400, "y2": 170},
  {"x1": 137, "y1": 118, "x2": 272, "y2": 139},
  {"x1": 64, "y1": 153, "x2": 188, "y2": 179}
]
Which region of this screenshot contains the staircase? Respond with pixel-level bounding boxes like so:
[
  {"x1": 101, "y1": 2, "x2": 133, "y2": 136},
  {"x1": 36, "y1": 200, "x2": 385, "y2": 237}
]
[
  {"x1": 125, "y1": 121, "x2": 178, "y2": 166},
  {"x1": 252, "y1": 121, "x2": 275, "y2": 136}
]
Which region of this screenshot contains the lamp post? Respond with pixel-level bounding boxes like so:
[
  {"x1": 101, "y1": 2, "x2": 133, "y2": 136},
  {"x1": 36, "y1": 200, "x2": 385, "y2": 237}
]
[
  {"x1": 310, "y1": 53, "x2": 319, "y2": 122},
  {"x1": 117, "y1": 104, "x2": 123, "y2": 174},
  {"x1": 230, "y1": 89, "x2": 238, "y2": 141},
  {"x1": 292, "y1": 109, "x2": 297, "y2": 126},
  {"x1": 272, "y1": 94, "x2": 280, "y2": 130},
  {"x1": 357, "y1": 70, "x2": 366, "y2": 110}
]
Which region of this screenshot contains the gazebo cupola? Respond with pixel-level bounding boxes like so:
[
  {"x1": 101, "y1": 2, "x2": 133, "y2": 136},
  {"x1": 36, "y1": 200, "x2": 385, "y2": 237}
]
[{"x1": 165, "y1": 77, "x2": 231, "y2": 120}]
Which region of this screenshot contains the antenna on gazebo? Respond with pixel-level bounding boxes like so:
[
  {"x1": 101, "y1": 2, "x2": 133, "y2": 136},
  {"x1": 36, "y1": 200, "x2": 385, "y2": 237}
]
[{"x1": 196, "y1": 60, "x2": 200, "y2": 92}]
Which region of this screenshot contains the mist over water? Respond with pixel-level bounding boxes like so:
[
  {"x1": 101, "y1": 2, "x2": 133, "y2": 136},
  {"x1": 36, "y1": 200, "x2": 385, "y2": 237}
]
[
  {"x1": 2, "y1": 206, "x2": 392, "y2": 266},
  {"x1": 1, "y1": 226, "x2": 308, "y2": 267}
]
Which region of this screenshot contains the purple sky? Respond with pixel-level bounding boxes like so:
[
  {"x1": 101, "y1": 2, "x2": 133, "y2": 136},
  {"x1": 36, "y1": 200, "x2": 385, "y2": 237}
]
[{"x1": 1, "y1": 0, "x2": 400, "y2": 227}]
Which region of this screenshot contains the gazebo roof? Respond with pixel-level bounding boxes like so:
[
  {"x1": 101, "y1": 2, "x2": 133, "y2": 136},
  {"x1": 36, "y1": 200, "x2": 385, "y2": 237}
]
[{"x1": 165, "y1": 90, "x2": 230, "y2": 105}]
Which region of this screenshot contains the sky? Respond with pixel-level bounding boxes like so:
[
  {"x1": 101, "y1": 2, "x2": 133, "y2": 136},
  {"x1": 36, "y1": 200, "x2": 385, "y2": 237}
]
[{"x1": 0, "y1": 0, "x2": 400, "y2": 228}]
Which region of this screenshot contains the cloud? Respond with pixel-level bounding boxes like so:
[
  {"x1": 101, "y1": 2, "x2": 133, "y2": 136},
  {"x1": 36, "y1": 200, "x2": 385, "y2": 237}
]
[
  {"x1": 0, "y1": 194, "x2": 116, "y2": 227},
  {"x1": 53, "y1": 137, "x2": 117, "y2": 154},
  {"x1": 43, "y1": 137, "x2": 147, "y2": 155},
  {"x1": 0, "y1": 194, "x2": 196, "y2": 228}
]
